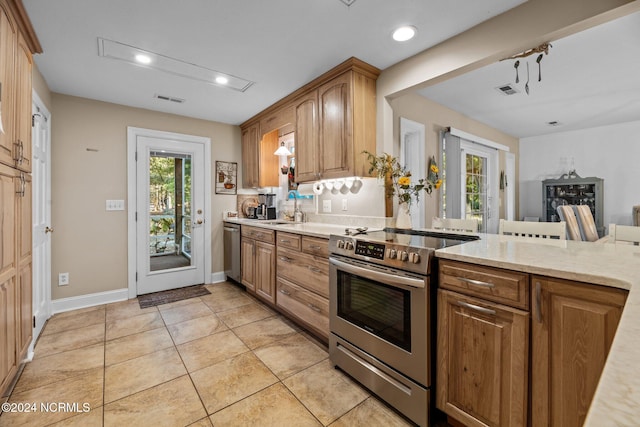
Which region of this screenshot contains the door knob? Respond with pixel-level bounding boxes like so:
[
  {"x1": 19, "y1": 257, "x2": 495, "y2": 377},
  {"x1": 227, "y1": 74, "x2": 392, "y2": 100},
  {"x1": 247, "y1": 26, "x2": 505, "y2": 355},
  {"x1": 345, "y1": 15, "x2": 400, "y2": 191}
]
[
  {"x1": 45, "y1": 226, "x2": 54, "y2": 233},
  {"x1": 196, "y1": 219, "x2": 203, "y2": 224}
]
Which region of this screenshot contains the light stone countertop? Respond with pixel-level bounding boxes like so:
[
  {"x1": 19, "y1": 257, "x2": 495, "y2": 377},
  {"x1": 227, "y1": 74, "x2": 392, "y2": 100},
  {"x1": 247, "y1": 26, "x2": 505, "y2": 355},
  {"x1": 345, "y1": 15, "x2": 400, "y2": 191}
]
[
  {"x1": 223, "y1": 218, "x2": 355, "y2": 239},
  {"x1": 435, "y1": 234, "x2": 640, "y2": 426}
]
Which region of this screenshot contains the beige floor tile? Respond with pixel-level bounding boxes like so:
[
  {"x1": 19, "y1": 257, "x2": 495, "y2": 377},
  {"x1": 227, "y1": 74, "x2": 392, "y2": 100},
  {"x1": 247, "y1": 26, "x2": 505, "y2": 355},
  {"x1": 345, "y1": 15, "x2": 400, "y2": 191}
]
[
  {"x1": 166, "y1": 313, "x2": 227, "y2": 345},
  {"x1": 216, "y1": 302, "x2": 275, "y2": 328},
  {"x1": 42, "y1": 307, "x2": 105, "y2": 336},
  {"x1": 50, "y1": 405, "x2": 103, "y2": 426},
  {"x1": 105, "y1": 327, "x2": 174, "y2": 366},
  {"x1": 208, "y1": 383, "x2": 321, "y2": 427},
  {"x1": 191, "y1": 352, "x2": 278, "y2": 414},
  {"x1": 330, "y1": 397, "x2": 414, "y2": 427},
  {"x1": 177, "y1": 330, "x2": 249, "y2": 372},
  {"x1": 4, "y1": 367, "x2": 103, "y2": 427},
  {"x1": 33, "y1": 323, "x2": 105, "y2": 358},
  {"x1": 13, "y1": 344, "x2": 104, "y2": 393},
  {"x1": 103, "y1": 375, "x2": 207, "y2": 427},
  {"x1": 232, "y1": 316, "x2": 298, "y2": 349},
  {"x1": 204, "y1": 281, "x2": 244, "y2": 295},
  {"x1": 284, "y1": 359, "x2": 370, "y2": 425},
  {"x1": 188, "y1": 417, "x2": 213, "y2": 427},
  {"x1": 158, "y1": 300, "x2": 213, "y2": 325},
  {"x1": 254, "y1": 333, "x2": 328, "y2": 380},
  {"x1": 105, "y1": 311, "x2": 164, "y2": 341},
  {"x1": 104, "y1": 347, "x2": 187, "y2": 403},
  {"x1": 200, "y1": 292, "x2": 254, "y2": 313},
  {"x1": 106, "y1": 299, "x2": 157, "y2": 322},
  {"x1": 156, "y1": 296, "x2": 205, "y2": 310}
]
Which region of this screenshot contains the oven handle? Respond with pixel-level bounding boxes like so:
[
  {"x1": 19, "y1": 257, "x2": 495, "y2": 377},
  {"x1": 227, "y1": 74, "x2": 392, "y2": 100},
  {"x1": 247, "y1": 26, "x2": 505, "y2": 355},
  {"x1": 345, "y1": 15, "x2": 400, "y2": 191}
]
[{"x1": 329, "y1": 257, "x2": 425, "y2": 289}]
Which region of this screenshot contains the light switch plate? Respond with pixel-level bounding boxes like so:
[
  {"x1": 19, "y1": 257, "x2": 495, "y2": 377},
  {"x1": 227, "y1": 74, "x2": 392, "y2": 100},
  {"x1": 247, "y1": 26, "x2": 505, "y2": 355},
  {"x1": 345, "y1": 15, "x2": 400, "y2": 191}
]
[
  {"x1": 323, "y1": 200, "x2": 332, "y2": 213},
  {"x1": 342, "y1": 199, "x2": 348, "y2": 211},
  {"x1": 106, "y1": 200, "x2": 125, "y2": 211}
]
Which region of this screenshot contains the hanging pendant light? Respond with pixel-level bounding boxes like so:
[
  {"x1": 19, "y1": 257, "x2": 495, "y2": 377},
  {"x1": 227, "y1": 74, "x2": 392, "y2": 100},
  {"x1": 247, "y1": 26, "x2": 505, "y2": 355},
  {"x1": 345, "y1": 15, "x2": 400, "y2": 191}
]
[{"x1": 274, "y1": 141, "x2": 292, "y2": 156}]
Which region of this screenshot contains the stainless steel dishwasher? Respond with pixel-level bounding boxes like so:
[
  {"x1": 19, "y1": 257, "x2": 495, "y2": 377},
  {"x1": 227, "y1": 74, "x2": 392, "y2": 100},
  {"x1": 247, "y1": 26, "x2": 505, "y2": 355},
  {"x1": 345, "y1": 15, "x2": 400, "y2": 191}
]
[{"x1": 223, "y1": 222, "x2": 241, "y2": 282}]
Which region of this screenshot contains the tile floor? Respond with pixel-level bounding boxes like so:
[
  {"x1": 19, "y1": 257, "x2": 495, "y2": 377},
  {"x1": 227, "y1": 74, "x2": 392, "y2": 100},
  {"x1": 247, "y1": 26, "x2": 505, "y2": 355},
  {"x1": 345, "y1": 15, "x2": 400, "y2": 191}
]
[{"x1": 0, "y1": 281, "x2": 415, "y2": 427}]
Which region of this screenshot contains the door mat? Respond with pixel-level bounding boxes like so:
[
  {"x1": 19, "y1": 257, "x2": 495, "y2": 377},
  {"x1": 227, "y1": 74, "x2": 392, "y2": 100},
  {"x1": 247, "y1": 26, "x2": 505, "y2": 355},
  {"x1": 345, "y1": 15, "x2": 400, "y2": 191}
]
[{"x1": 138, "y1": 284, "x2": 210, "y2": 308}]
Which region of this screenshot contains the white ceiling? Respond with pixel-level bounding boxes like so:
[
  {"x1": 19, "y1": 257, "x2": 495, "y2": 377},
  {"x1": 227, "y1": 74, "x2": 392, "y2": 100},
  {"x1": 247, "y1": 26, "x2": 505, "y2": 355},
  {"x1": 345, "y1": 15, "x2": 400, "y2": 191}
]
[
  {"x1": 22, "y1": 0, "x2": 526, "y2": 125},
  {"x1": 418, "y1": 10, "x2": 640, "y2": 139}
]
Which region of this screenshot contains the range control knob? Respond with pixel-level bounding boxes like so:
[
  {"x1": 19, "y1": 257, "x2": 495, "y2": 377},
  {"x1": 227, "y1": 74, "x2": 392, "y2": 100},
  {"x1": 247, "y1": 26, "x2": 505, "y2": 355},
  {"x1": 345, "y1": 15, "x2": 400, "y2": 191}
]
[
  {"x1": 388, "y1": 249, "x2": 397, "y2": 259},
  {"x1": 344, "y1": 241, "x2": 355, "y2": 251},
  {"x1": 337, "y1": 240, "x2": 345, "y2": 249},
  {"x1": 409, "y1": 252, "x2": 421, "y2": 264},
  {"x1": 400, "y1": 251, "x2": 409, "y2": 261}
]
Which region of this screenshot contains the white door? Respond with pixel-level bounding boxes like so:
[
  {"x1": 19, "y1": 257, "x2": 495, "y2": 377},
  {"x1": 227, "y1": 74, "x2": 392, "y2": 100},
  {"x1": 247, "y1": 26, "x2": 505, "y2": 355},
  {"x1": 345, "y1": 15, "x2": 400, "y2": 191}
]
[
  {"x1": 133, "y1": 133, "x2": 208, "y2": 295},
  {"x1": 505, "y1": 152, "x2": 516, "y2": 221},
  {"x1": 400, "y1": 117, "x2": 426, "y2": 228},
  {"x1": 31, "y1": 92, "x2": 51, "y2": 348},
  {"x1": 460, "y1": 141, "x2": 499, "y2": 233}
]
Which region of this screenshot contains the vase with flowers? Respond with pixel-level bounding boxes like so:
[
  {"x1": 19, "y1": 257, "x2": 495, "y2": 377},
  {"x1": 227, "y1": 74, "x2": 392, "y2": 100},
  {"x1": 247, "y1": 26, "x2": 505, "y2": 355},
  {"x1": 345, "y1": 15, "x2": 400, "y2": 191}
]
[{"x1": 364, "y1": 151, "x2": 442, "y2": 229}]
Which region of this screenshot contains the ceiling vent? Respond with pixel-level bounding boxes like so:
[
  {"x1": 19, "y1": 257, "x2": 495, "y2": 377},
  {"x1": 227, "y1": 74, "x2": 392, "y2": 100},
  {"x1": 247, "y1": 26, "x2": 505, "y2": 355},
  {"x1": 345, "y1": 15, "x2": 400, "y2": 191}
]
[
  {"x1": 495, "y1": 84, "x2": 519, "y2": 95},
  {"x1": 154, "y1": 94, "x2": 185, "y2": 104}
]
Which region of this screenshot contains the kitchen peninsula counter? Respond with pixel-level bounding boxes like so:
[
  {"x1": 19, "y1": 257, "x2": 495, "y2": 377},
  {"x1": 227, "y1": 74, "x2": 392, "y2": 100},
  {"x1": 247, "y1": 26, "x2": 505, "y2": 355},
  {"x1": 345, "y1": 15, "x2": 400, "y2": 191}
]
[
  {"x1": 223, "y1": 218, "x2": 370, "y2": 239},
  {"x1": 435, "y1": 234, "x2": 640, "y2": 426}
]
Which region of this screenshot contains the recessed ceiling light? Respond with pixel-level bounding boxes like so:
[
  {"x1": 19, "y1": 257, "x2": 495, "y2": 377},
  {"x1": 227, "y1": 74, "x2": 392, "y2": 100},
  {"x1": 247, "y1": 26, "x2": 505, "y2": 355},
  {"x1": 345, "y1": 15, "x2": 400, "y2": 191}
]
[
  {"x1": 135, "y1": 54, "x2": 151, "y2": 64},
  {"x1": 392, "y1": 26, "x2": 416, "y2": 42},
  {"x1": 97, "y1": 38, "x2": 254, "y2": 92}
]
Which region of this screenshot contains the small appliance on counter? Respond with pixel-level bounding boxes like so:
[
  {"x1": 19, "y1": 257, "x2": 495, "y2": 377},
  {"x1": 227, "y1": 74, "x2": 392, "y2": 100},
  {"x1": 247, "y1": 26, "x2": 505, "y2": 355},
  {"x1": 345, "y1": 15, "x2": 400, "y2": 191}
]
[{"x1": 256, "y1": 193, "x2": 277, "y2": 220}]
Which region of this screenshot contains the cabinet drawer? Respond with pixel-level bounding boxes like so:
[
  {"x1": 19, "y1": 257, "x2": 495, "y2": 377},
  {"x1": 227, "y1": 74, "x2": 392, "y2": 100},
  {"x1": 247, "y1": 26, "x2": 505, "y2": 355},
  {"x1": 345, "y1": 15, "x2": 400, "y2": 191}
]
[
  {"x1": 241, "y1": 225, "x2": 275, "y2": 244},
  {"x1": 277, "y1": 232, "x2": 301, "y2": 251},
  {"x1": 439, "y1": 260, "x2": 529, "y2": 310},
  {"x1": 277, "y1": 277, "x2": 328, "y2": 340},
  {"x1": 277, "y1": 247, "x2": 329, "y2": 298},
  {"x1": 301, "y1": 236, "x2": 329, "y2": 258}
]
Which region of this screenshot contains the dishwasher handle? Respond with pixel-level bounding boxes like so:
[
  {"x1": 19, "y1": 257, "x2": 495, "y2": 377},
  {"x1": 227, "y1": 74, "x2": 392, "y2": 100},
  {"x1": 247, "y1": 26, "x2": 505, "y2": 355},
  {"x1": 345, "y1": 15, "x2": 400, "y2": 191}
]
[{"x1": 224, "y1": 227, "x2": 240, "y2": 232}]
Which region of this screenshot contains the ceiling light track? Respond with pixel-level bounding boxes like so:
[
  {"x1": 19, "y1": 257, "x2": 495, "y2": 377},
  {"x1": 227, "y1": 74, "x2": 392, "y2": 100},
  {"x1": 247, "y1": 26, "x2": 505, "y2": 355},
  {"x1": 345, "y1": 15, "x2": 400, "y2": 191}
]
[{"x1": 97, "y1": 38, "x2": 254, "y2": 92}]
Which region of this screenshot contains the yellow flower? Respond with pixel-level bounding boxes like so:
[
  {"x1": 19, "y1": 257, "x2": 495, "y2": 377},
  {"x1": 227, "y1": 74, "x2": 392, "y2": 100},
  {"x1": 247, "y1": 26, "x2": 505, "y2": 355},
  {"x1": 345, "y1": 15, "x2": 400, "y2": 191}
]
[
  {"x1": 430, "y1": 164, "x2": 439, "y2": 174},
  {"x1": 397, "y1": 176, "x2": 411, "y2": 186},
  {"x1": 434, "y1": 179, "x2": 443, "y2": 189}
]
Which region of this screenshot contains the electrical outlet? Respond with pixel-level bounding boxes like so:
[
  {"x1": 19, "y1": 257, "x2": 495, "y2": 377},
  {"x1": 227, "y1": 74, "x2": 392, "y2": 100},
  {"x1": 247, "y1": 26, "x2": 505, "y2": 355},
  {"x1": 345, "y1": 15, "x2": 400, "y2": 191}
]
[
  {"x1": 59, "y1": 272, "x2": 69, "y2": 286},
  {"x1": 323, "y1": 200, "x2": 332, "y2": 213},
  {"x1": 342, "y1": 199, "x2": 348, "y2": 211}
]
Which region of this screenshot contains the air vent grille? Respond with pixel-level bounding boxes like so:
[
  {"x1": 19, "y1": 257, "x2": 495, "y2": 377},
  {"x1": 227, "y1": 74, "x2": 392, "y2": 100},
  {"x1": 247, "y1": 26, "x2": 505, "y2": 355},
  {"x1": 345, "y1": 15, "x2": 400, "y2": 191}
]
[
  {"x1": 154, "y1": 94, "x2": 185, "y2": 104},
  {"x1": 495, "y1": 84, "x2": 518, "y2": 95}
]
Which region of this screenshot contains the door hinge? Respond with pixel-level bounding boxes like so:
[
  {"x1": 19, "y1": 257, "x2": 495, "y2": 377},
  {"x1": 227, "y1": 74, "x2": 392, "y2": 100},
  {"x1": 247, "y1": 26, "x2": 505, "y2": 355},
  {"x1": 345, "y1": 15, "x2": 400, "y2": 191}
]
[
  {"x1": 136, "y1": 272, "x2": 138, "y2": 281},
  {"x1": 135, "y1": 212, "x2": 138, "y2": 221},
  {"x1": 33, "y1": 315, "x2": 36, "y2": 328},
  {"x1": 135, "y1": 151, "x2": 138, "y2": 161}
]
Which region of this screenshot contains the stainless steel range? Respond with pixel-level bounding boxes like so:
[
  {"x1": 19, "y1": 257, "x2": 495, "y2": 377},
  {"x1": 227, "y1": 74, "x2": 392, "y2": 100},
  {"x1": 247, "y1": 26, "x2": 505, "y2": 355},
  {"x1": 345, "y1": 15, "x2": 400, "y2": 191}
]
[{"x1": 328, "y1": 228, "x2": 477, "y2": 427}]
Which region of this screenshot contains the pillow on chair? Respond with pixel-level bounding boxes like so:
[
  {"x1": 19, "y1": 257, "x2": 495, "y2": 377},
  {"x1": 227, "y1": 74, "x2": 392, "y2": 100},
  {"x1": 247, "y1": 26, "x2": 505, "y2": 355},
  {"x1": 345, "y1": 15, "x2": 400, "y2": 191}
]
[
  {"x1": 556, "y1": 205, "x2": 582, "y2": 240},
  {"x1": 573, "y1": 205, "x2": 600, "y2": 242}
]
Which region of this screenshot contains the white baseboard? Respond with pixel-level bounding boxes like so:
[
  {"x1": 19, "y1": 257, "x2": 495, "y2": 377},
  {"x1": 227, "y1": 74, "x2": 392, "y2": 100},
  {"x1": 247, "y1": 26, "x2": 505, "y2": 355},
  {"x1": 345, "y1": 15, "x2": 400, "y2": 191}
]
[
  {"x1": 210, "y1": 271, "x2": 227, "y2": 284},
  {"x1": 51, "y1": 288, "x2": 129, "y2": 314}
]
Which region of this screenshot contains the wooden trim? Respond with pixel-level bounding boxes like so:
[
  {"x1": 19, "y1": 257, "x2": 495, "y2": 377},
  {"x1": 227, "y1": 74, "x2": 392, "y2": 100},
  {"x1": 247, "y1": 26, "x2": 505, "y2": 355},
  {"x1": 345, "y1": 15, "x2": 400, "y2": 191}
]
[
  {"x1": 4, "y1": 0, "x2": 42, "y2": 54},
  {"x1": 240, "y1": 57, "x2": 380, "y2": 128}
]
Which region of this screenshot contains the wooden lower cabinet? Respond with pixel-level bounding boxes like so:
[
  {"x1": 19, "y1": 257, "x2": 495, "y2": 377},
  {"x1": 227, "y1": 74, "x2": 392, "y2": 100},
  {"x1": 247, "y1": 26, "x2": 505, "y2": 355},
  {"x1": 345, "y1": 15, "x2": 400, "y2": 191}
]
[
  {"x1": 437, "y1": 289, "x2": 529, "y2": 427},
  {"x1": 240, "y1": 237, "x2": 255, "y2": 292},
  {"x1": 254, "y1": 241, "x2": 276, "y2": 304},
  {"x1": 0, "y1": 277, "x2": 17, "y2": 394},
  {"x1": 531, "y1": 276, "x2": 627, "y2": 427}
]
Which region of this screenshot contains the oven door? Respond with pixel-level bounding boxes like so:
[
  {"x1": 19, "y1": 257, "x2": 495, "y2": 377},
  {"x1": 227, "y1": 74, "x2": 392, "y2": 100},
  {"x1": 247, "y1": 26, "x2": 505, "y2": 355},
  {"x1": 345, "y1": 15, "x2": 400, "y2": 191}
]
[{"x1": 329, "y1": 255, "x2": 430, "y2": 386}]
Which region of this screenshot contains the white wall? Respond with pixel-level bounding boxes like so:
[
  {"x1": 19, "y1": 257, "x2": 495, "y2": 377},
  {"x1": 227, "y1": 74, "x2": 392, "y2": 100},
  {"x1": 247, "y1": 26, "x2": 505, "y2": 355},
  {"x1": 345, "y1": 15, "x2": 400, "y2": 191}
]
[{"x1": 519, "y1": 120, "x2": 640, "y2": 227}]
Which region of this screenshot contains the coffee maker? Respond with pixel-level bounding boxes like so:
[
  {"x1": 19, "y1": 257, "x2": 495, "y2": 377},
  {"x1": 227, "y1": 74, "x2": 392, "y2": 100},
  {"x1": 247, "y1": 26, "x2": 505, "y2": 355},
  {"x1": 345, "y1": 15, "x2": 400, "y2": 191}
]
[{"x1": 256, "y1": 193, "x2": 276, "y2": 220}]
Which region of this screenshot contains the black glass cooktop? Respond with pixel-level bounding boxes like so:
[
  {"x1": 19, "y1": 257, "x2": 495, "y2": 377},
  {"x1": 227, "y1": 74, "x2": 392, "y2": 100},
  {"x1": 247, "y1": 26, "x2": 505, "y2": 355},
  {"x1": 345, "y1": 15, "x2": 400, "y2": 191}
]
[{"x1": 354, "y1": 227, "x2": 479, "y2": 251}]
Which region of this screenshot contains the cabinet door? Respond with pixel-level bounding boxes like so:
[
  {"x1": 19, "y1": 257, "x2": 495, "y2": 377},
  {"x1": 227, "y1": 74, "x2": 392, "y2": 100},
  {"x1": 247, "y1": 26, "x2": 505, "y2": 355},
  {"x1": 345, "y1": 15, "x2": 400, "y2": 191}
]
[
  {"x1": 0, "y1": 4, "x2": 16, "y2": 168},
  {"x1": 318, "y1": 71, "x2": 352, "y2": 179},
  {"x1": 258, "y1": 129, "x2": 279, "y2": 187},
  {"x1": 254, "y1": 241, "x2": 276, "y2": 305},
  {"x1": 241, "y1": 123, "x2": 259, "y2": 188},
  {"x1": 437, "y1": 289, "x2": 529, "y2": 427},
  {"x1": 531, "y1": 277, "x2": 627, "y2": 427},
  {"x1": 16, "y1": 174, "x2": 31, "y2": 358},
  {"x1": 294, "y1": 90, "x2": 319, "y2": 182},
  {"x1": 240, "y1": 237, "x2": 255, "y2": 292},
  {"x1": 14, "y1": 33, "x2": 32, "y2": 173},
  {"x1": 0, "y1": 277, "x2": 17, "y2": 393}
]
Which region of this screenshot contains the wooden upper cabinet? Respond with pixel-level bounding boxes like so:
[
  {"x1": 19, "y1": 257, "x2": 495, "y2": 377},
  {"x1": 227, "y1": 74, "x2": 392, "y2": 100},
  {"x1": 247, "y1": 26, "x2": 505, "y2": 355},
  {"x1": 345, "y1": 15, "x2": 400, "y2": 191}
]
[
  {"x1": 0, "y1": 3, "x2": 17, "y2": 168},
  {"x1": 318, "y1": 71, "x2": 352, "y2": 179},
  {"x1": 259, "y1": 129, "x2": 279, "y2": 187},
  {"x1": 294, "y1": 90, "x2": 319, "y2": 182},
  {"x1": 241, "y1": 123, "x2": 259, "y2": 188},
  {"x1": 241, "y1": 58, "x2": 379, "y2": 185},
  {"x1": 14, "y1": 32, "x2": 32, "y2": 173},
  {"x1": 531, "y1": 276, "x2": 627, "y2": 427}
]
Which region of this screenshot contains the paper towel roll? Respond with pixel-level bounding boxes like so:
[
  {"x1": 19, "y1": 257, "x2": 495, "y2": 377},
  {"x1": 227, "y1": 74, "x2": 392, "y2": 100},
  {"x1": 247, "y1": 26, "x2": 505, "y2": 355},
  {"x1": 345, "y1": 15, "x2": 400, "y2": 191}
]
[
  {"x1": 312, "y1": 182, "x2": 324, "y2": 195},
  {"x1": 296, "y1": 183, "x2": 317, "y2": 196}
]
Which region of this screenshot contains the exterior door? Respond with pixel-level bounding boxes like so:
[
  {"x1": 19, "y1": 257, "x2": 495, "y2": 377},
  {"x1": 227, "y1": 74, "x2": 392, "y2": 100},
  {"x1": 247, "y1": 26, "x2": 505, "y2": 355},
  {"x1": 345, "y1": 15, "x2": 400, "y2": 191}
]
[
  {"x1": 460, "y1": 141, "x2": 499, "y2": 233},
  {"x1": 31, "y1": 93, "x2": 51, "y2": 348},
  {"x1": 134, "y1": 134, "x2": 207, "y2": 295}
]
